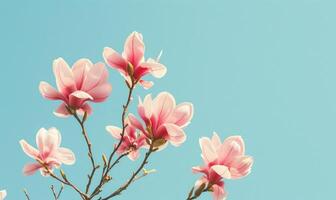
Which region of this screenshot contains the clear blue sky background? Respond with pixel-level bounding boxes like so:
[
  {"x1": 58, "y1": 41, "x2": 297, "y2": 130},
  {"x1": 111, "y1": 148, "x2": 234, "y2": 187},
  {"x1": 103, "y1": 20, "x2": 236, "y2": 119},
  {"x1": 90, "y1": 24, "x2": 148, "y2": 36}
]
[{"x1": 0, "y1": 0, "x2": 335, "y2": 199}]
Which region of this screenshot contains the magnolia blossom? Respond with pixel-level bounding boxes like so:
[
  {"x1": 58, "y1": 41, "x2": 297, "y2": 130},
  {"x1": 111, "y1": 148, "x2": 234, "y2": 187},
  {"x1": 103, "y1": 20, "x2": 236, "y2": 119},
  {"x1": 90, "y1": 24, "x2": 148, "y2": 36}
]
[
  {"x1": 192, "y1": 133, "x2": 253, "y2": 200},
  {"x1": 106, "y1": 120, "x2": 146, "y2": 161},
  {"x1": 103, "y1": 31, "x2": 166, "y2": 89},
  {"x1": 0, "y1": 190, "x2": 6, "y2": 200},
  {"x1": 39, "y1": 58, "x2": 112, "y2": 117},
  {"x1": 128, "y1": 92, "x2": 193, "y2": 149},
  {"x1": 20, "y1": 128, "x2": 76, "y2": 176}
]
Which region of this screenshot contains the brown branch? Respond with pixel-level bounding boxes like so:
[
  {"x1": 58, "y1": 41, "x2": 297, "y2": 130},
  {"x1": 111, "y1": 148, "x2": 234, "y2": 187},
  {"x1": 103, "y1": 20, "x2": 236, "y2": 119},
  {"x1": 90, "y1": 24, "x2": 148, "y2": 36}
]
[
  {"x1": 23, "y1": 189, "x2": 30, "y2": 200},
  {"x1": 100, "y1": 142, "x2": 155, "y2": 200},
  {"x1": 51, "y1": 184, "x2": 64, "y2": 200},
  {"x1": 90, "y1": 84, "x2": 135, "y2": 198},
  {"x1": 186, "y1": 184, "x2": 212, "y2": 200},
  {"x1": 36, "y1": 159, "x2": 88, "y2": 200},
  {"x1": 71, "y1": 111, "x2": 99, "y2": 194}
]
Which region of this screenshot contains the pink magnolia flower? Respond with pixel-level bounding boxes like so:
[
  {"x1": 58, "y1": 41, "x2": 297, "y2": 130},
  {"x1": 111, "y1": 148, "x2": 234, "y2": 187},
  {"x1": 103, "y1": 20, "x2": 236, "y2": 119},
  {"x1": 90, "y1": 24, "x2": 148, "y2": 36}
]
[
  {"x1": 103, "y1": 31, "x2": 166, "y2": 89},
  {"x1": 0, "y1": 190, "x2": 6, "y2": 200},
  {"x1": 39, "y1": 58, "x2": 112, "y2": 117},
  {"x1": 128, "y1": 92, "x2": 193, "y2": 149},
  {"x1": 106, "y1": 120, "x2": 146, "y2": 161},
  {"x1": 192, "y1": 133, "x2": 253, "y2": 200},
  {"x1": 19, "y1": 128, "x2": 76, "y2": 176}
]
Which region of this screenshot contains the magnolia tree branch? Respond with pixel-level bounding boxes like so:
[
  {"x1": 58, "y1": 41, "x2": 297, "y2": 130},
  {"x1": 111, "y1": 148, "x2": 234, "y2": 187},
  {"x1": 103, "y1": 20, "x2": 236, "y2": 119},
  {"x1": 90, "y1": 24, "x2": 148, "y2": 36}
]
[
  {"x1": 71, "y1": 111, "x2": 99, "y2": 194},
  {"x1": 23, "y1": 189, "x2": 30, "y2": 200},
  {"x1": 100, "y1": 142, "x2": 155, "y2": 200},
  {"x1": 90, "y1": 84, "x2": 135, "y2": 198},
  {"x1": 51, "y1": 184, "x2": 64, "y2": 200},
  {"x1": 186, "y1": 184, "x2": 211, "y2": 200}
]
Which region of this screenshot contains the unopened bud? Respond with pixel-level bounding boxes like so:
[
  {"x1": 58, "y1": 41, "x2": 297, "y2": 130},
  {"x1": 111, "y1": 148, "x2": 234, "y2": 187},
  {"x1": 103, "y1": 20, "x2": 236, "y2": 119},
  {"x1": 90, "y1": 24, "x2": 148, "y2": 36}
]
[
  {"x1": 102, "y1": 154, "x2": 108, "y2": 167},
  {"x1": 194, "y1": 183, "x2": 206, "y2": 197}
]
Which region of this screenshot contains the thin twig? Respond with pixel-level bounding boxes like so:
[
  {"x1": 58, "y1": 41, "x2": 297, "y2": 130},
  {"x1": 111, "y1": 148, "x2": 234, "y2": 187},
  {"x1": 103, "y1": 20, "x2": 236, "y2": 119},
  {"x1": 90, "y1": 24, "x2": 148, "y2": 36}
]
[
  {"x1": 101, "y1": 142, "x2": 155, "y2": 200},
  {"x1": 51, "y1": 185, "x2": 57, "y2": 200},
  {"x1": 90, "y1": 84, "x2": 135, "y2": 198},
  {"x1": 72, "y1": 111, "x2": 99, "y2": 194},
  {"x1": 51, "y1": 184, "x2": 64, "y2": 200},
  {"x1": 36, "y1": 159, "x2": 88, "y2": 200},
  {"x1": 23, "y1": 189, "x2": 30, "y2": 200}
]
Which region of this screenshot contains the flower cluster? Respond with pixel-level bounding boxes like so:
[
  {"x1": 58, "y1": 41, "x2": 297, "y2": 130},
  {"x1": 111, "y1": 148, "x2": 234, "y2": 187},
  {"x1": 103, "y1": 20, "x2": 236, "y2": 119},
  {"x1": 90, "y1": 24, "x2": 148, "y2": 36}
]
[{"x1": 11, "y1": 32, "x2": 253, "y2": 200}]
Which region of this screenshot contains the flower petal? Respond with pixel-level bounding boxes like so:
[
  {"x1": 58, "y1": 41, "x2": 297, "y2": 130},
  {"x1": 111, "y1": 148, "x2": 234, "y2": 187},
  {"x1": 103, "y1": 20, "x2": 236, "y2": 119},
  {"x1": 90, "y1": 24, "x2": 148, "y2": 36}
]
[
  {"x1": 162, "y1": 123, "x2": 186, "y2": 146},
  {"x1": 57, "y1": 147, "x2": 76, "y2": 165},
  {"x1": 103, "y1": 47, "x2": 128, "y2": 73},
  {"x1": 0, "y1": 190, "x2": 7, "y2": 199},
  {"x1": 229, "y1": 155, "x2": 253, "y2": 179},
  {"x1": 81, "y1": 62, "x2": 109, "y2": 92},
  {"x1": 168, "y1": 102, "x2": 193, "y2": 127},
  {"x1": 72, "y1": 58, "x2": 92, "y2": 89},
  {"x1": 138, "y1": 79, "x2": 153, "y2": 89},
  {"x1": 23, "y1": 163, "x2": 42, "y2": 176},
  {"x1": 199, "y1": 137, "x2": 217, "y2": 163},
  {"x1": 86, "y1": 83, "x2": 112, "y2": 102},
  {"x1": 106, "y1": 126, "x2": 122, "y2": 139},
  {"x1": 52, "y1": 57, "x2": 76, "y2": 96},
  {"x1": 19, "y1": 140, "x2": 39, "y2": 159},
  {"x1": 54, "y1": 103, "x2": 71, "y2": 117},
  {"x1": 128, "y1": 150, "x2": 140, "y2": 161},
  {"x1": 153, "y1": 92, "x2": 176, "y2": 124},
  {"x1": 123, "y1": 31, "x2": 145, "y2": 67},
  {"x1": 211, "y1": 132, "x2": 222, "y2": 151},
  {"x1": 69, "y1": 91, "x2": 93, "y2": 108},
  {"x1": 212, "y1": 184, "x2": 227, "y2": 200},
  {"x1": 218, "y1": 136, "x2": 245, "y2": 164},
  {"x1": 211, "y1": 165, "x2": 231, "y2": 179},
  {"x1": 128, "y1": 114, "x2": 145, "y2": 133},
  {"x1": 39, "y1": 81, "x2": 64, "y2": 100},
  {"x1": 142, "y1": 58, "x2": 167, "y2": 78}
]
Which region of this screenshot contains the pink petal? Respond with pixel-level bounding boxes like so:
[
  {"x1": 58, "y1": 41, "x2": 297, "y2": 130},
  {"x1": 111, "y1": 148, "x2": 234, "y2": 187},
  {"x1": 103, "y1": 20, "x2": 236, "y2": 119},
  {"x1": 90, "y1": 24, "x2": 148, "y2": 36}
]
[
  {"x1": 69, "y1": 91, "x2": 93, "y2": 108},
  {"x1": 211, "y1": 165, "x2": 231, "y2": 179},
  {"x1": 0, "y1": 190, "x2": 7, "y2": 199},
  {"x1": 123, "y1": 31, "x2": 145, "y2": 67},
  {"x1": 19, "y1": 140, "x2": 39, "y2": 159},
  {"x1": 133, "y1": 66, "x2": 151, "y2": 80},
  {"x1": 128, "y1": 150, "x2": 140, "y2": 161},
  {"x1": 103, "y1": 47, "x2": 128, "y2": 73},
  {"x1": 218, "y1": 136, "x2": 245, "y2": 165},
  {"x1": 81, "y1": 62, "x2": 109, "y2": 92},
  {"x1": 54, "y1": 103, "x2": 71, "y2": 117},
  {"x1": 23, "y1": 163, "x2": 42, "y2": 176},
  {"x1": 199, "y1": 137, "x2": 217, "y2": 163},
  {"x1": 229, "y1": 155, "x2": 253, "y2": 179},
  {"x1": 142, "y1": 58, "x2": 167, "y2": 78},
  {"x1": 153, "y1": 92, "x2": 176, "y2": 124},
  {"x1": 168, "y1": 102, "x2": 193, "y2": 127},
  {"x1": 162, "y1": 123, "x2": 186, "y2": 146},
  {"x1": 86, "y1": 83, "x2": 112, "y2": 102},
  {"x1": 138, "y1": 79, "x2": 153, "y2": 89},
  {"x1": 192, "y1": 166, "x2": 206, "y2": 174},
  {"x1": 128, "y1": 114, "x2": 145, "y2": 133},
  {"x1": 57, "y1": 147, "x2": 76, "y2": 165},
  {"x1": 212, "y1": 184, "x2": 227, "y2": 200},
  {"x1": 36, "y1": 128, "x2": 48, "y2": 154},
  {"x1": 211, "y1": 132, "x2": 222, "y2": 151},
  {"x1": 78, "y1": 103, "x2": 92, "y2": 116},
  {"x1": 106, "y1": 126, "x2": 122, "y2": 139},
  {"x1": 138, "y1": 94, "x2": 153, "y2": 121},
  {"x1": 39, "y1": 81, "x2": 64, "y2": 100},
  {"x1": 52, "y1": 58, "x2": 76, "y2": 96},
  {"x1": 36, "y1": 127, "x2": 61, "y2": 158},
  {"x1": 72, "y1": 58, "x2": 92, "y2": 89}
]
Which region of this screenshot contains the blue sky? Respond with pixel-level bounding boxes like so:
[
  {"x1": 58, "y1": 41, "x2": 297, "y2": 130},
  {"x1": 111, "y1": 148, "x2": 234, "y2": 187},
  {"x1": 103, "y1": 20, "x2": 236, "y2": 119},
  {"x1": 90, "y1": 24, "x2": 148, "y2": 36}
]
[{"x1": 1, "y1": 0, "x2": 336, "y2": 199}]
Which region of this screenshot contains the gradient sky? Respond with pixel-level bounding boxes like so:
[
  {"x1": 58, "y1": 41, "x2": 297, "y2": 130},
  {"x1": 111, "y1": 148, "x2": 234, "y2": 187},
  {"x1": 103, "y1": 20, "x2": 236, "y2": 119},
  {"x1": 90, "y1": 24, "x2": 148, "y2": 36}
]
[{"x1": 1, "y1": 0, "x2": 335, "y2": 199}]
